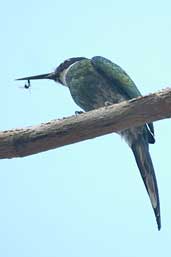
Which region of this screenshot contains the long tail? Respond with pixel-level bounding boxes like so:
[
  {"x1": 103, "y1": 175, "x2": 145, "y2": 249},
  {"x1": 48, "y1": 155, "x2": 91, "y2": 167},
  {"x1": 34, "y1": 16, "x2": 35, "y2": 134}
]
[{"x1": 131, "y1": 137, "x2": 161, "y2": 230}]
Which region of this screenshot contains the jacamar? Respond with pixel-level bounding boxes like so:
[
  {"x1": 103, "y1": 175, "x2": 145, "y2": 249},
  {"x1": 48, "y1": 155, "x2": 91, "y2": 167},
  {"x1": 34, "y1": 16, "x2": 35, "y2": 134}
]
[{"x1": 17, "y1": 56, "x2": 161, "y2": 230}]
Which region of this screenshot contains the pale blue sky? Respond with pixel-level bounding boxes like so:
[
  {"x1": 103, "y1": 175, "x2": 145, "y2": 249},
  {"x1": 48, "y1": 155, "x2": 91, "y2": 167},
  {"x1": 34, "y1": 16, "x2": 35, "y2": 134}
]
[{"x1": 1, "y1": 1, "x2": 171, "y2": 256}]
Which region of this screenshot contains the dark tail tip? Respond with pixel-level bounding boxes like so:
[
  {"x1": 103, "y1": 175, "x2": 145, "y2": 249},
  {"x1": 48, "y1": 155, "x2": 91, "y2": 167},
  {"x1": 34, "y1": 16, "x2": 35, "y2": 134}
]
[{"x1": 156, "y1": 211, "x2": 161, "y2": 231}]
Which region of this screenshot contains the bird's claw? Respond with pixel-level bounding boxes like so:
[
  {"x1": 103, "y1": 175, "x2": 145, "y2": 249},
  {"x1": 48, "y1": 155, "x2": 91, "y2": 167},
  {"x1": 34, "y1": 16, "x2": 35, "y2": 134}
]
[
  {"x1": 104, "y1": 101, "x2": 113, "y2": 106},
  {"x1": 75, "y1": 111, "x2": 84, "y2": 115}
]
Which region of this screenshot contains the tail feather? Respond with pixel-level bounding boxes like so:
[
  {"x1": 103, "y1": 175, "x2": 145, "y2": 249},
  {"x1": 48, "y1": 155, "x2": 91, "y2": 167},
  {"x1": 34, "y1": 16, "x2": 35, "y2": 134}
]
[{"x1": 131, "y1": 137, "x2": 161, "y2": 230}]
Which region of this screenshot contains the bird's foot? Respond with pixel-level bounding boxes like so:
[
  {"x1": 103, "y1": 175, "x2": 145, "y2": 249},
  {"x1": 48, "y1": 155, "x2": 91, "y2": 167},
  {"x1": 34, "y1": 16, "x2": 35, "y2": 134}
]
[
  {"x1": 75, "y1": 111, "x2": 84, "y2": 115},
  {"x1": 104, "y1": 101, "x2": 113, "y2": 106}
]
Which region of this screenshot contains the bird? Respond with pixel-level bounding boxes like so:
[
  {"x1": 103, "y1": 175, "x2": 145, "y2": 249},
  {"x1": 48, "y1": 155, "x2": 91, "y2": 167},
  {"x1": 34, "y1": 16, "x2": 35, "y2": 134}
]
[{"x1": 16, "y1": 56, "x2": 161, "y2": 230}]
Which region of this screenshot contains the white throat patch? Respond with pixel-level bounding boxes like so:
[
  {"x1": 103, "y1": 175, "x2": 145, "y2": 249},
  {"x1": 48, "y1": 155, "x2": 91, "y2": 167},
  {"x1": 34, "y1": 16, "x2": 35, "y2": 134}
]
[{"x1": 59, "y1": 61, "x2": 79, "y2": 86}]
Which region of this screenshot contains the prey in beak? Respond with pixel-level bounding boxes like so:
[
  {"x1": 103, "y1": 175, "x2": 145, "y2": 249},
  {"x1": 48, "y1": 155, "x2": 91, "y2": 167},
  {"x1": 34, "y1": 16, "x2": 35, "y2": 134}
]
[{"x1": 16, "y1": 72, "x2": 57, "y2": 89}]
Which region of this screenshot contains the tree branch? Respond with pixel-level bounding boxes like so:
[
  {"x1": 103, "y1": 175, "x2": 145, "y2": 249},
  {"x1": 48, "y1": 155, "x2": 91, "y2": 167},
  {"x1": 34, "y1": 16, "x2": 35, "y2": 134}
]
[{"x1": 1, "y1": 88, "x2": 171, "y2": 159}]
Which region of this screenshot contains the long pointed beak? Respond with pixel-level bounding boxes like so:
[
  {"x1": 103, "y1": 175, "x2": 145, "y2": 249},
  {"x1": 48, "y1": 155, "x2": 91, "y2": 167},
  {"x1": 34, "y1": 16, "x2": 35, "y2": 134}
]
[{"x1": 16, "y1": 72, "x2": 56, "y2": 81}]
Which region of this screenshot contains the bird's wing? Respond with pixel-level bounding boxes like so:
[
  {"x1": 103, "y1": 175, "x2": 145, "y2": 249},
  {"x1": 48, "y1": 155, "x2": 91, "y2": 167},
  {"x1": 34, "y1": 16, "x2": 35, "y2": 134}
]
[
  {"x1": 91, "y1": 56, "x2": 155, "y2": 144},
  {"x1": 91, "y1": 56, "x2": 141, "y2": 98}
]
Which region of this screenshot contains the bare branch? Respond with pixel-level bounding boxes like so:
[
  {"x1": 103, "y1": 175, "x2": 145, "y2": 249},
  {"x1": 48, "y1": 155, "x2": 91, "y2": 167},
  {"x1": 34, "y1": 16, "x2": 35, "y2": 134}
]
[{"x1": 1, "y1": 88, "x2": 171, "y2": 159}]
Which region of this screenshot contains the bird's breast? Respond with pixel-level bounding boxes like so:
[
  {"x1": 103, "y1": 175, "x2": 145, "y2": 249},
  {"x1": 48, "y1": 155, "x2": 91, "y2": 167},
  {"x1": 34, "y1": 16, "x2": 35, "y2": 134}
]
[{"x1": 65, "y1": 60, "x2": 126, "y2": 111}]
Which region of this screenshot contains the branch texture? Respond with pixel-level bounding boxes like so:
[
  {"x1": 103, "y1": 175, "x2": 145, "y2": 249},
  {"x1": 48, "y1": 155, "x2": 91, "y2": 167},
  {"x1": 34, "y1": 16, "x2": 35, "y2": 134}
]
[{"x1": 1, "y1": 88, "x2": 171, "y2": 159}]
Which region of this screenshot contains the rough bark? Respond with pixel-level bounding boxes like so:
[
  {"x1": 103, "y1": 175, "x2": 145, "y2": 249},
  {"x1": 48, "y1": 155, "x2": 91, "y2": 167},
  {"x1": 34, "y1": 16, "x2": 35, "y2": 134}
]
[{"x1": 1, "y1": 88, "x2": 171, "y2": 159}]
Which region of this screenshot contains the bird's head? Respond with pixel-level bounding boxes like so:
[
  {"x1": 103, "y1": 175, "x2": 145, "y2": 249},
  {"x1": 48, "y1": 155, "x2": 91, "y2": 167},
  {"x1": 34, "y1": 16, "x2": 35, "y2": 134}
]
[{"x1": 16, "y1": 57, "x2": 86, "y2": 86}]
